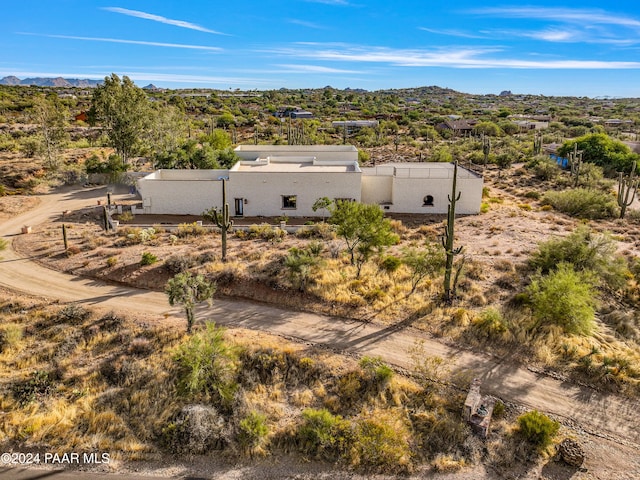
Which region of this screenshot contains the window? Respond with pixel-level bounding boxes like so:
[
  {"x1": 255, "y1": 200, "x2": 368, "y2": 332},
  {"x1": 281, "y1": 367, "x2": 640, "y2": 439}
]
[
  {"x1": 282, "y1": 195, "x2": 297, "y2": 209},
  {"x1": 423, "y1": 195, "x2": 434, "y2": 206}
]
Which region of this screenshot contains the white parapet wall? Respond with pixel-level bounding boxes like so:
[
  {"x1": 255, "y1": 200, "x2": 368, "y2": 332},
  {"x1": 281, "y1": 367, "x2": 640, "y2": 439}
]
[{"x1": 361, "y1": 163, "x2": 483, "y2": 214}]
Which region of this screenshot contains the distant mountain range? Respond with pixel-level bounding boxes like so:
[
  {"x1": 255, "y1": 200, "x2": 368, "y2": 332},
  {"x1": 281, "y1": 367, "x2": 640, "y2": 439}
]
[{"x1": 0, "y1": 76, "x2": 102, "y2": 87}]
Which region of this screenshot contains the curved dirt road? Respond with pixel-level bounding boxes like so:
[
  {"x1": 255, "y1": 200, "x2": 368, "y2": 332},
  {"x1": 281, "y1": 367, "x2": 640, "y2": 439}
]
[{"x1": 1, "y1": 186, "x2": 639, "y2": 448}]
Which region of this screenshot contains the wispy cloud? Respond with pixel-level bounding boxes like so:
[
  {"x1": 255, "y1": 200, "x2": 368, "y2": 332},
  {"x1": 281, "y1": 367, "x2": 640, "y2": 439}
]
[
  {"x1": 17, "y1": 33, "x2": 222, "y2": 51},
  {"x1": 270, "y1": 43, "x2": 640, "y2": 69},
  {"x1": 275, "y1": 64, "x2": 361, "y2": 73},
  {"x1": 471, "y1": 7, "x2": 640, "y2": 28},
  {"x1": 418, "y1": 27, "x2": 487, "y2": 39},
  {"x1": 103, "y1": 7, "x2": 228, "y2": 35},
  {"x1": 287, "y1": 19, "x2": 327, "y2": 29},
  {"x1": 303, "y1": 0, "x2": 351, "y2": 5}
]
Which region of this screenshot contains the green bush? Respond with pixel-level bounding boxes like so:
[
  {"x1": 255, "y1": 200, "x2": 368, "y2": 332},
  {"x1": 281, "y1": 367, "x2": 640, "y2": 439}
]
[
  {"x1": 0, "y1": 238, "x2": 7, "y2": 251},
  {"x1": 140, "y1": 252, "x2": 158, "y2": 266},
  {"x1": 541, "y1": 188, "x2": 618, "y2": 219},
  {"x1": 247, "y1": 223, "x2": 287, "y2": 242},
  {"x1": 528, "y1": 226, "x2": 628, "y2": 290},
  {"x1": 517, "y1": 410, "x2": 559, "y2": 448},
  {"x1": 176, "y1": 222, "x2": 207, "y2": 237},
  {"x1": 298, "y1": 408, "x2": 351, "y2": 459},
  {"x1": 174, "y1": 323, "x2": 238, "y2": 407},
  {"x1": 532, "y1": 157, "x2": 560, "y2": 180},
  {"x1": 238, "y1": 411, "x2": 269, "y2": 448},
  {"x1": 359, "y1": 356, "x2": 394, "y2": 387},
  {"x1": 527, "y1": 263, "x2": 598, "y2": 335}
]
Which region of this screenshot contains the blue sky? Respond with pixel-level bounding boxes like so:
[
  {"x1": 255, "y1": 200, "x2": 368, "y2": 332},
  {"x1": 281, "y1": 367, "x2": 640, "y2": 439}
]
[{"x1": 1, "y1": 1, "x2": 640, "y2": 97}]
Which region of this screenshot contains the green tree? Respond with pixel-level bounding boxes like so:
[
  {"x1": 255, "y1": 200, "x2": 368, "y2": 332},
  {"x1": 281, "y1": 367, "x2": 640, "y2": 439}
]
[
  {"x1": 558, "y1": 133, "x2": 638, "y2": 174},
  {"x1": 30, "y1": 95, "x2": 68, "y2": 169},
  {"x1": 312, "y1": 197, "x2": 333, "y2": 222},
  {"x1": 526, "y1": 263, "x2": 598, "y2": 335},
  {"x1": 473, "y1": 121, "x2": 502, "y2": 137},
  {"x1": 517, "y1": 410, "x2": 560, "y2": 449},
  {"x1": 402, "y1": 244, "x2": 445, "y2": 295},
  {"x1": 89, "y1": 73, "x2": 151, "y2": 164},
  {"x1": 166, "y1": 272, "x2": 216, "y2": 333},
  {"x1": 329, "y1": 201, "x2": 399, "y2": 278}
]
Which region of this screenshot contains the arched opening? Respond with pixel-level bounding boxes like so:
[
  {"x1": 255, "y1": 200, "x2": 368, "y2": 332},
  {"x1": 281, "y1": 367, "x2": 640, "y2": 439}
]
[{"x1": 423, "y1": 195, "x2": 434, "y2": 206}]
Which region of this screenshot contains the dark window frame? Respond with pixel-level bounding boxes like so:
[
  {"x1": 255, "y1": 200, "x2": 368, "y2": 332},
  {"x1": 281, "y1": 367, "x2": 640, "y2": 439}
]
[{"x1": 282, "y1": 195, "x2": 297, "y2": 210}]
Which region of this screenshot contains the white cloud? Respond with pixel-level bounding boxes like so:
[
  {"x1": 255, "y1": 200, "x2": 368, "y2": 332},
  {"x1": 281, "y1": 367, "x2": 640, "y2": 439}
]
[
  {"x1": 270, "y1": 43, "x2": 640, "y2": 69},
  {"x1": 418, "y1": 27, "x2": 487, "y2": 39},
  {"x1": 287, "y1": 19, "x2": 327, "y2": 29},
  {"x1": 274, "y1": 64, "x2": 361, "y2": 73},
  {"x1": 17, "y1": 33, "x2": 223, "y2": 51},
  {"x1": 470, "y1": 7, "x2": 640, "y2": 28},
  {"x1": 102, "y1": 7, "x2": 228, "y2": 35}
]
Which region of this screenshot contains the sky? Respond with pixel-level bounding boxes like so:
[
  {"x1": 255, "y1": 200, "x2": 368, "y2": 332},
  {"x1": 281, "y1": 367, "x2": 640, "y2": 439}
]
[{"x1": 1, "y1": 1, "x2": 640, "y2": 97}]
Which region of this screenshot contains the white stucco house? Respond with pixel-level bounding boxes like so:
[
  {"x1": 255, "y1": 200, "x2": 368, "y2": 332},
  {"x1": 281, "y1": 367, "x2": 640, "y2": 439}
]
[{"x1": 135, "y1": 145, "x2": 483, "y2": 217}]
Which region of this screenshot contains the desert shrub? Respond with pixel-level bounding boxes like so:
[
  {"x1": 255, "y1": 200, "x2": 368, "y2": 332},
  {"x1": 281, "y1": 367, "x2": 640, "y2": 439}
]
[
  {"x1": 177, "y1": 222, "x2": 207, "y2": 237},
  {"x1": 163, "y1": 404, "x2": 225, "y2": 454},
  {"x1": 0, "y1": 323, "x2": 23, "y2": 352},
  {"x1": 238, "y1": 411, "x2": 269, "y2": 449},
  {"x1": 474, "y1": 307, "x2": 508, "y2": 338},
  {"x1": 297, "y1": 408, "x2": 351, "y2": 460},
  {"x1": 524, "y1": 190, "x2": 541, "y2": 199},
  {"x1": 359, "y1": 356, "x2": 394, "y2": 388},
  {"x1": 140, "y1": 252, "x2": 158, "y2": 266},
  {"x1": 247, "y1": 223, "x2": 287, "y2": 242},
  {"x1": 348, "y1": 410, "x2": 413, "y2": 473},
  {"x1": 165, "y1": 254, "x2": 197, "y2": 274},
  {"x1": 412, "y1": 410, "x2": 469, "y2": 456},
  {"x1": 532, "y1": 157, "x2": 560, "y2": 180},
  {"x1": 0, "y1": 238, "x2": 7, "y2": 251},
  {"x1": 11, "y1": 370, "x2": 56, "y2": 405},
  {"x1": 57, "y1": 304, "x2": 90, "y2": 323},
  {"x1": 117, "y1": 211, "x2": 134, "y2": 223},
  {"x1": 174, "y1": 323, "x2": 238, "y2": 407},
  {"x1": 379, "y1": 255, "x2": 402, "y2": 275},
  {"x1": 541, "y1": 188, "x2": 618, "y2": 219},
  {"x1": 296, "y1": 222, "x2": 335, "y2": 240},
  {"x1": 105, "y1": 256, "x2": 118, "y2": 267},
  {"x1": 123, "y1": 227, "x2": 156, "y2": 245},
  {"x1": 480, "y1": 203, "x2": 489, "y2": 214},
  {"x1": 517, "y1": 410, "x2": 559, "y2": 449},
  {"x1": 527, "y1": 263, "x2": 598, "y2": 335},
  {"x1": 528, "y1": 226, "x2": 628, "y2": 290}
]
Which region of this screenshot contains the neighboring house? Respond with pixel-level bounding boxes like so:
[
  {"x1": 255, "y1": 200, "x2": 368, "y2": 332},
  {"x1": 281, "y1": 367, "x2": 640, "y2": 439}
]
[
  {"x1": 136, "y1": 145, "x2": 483, "y2": 217},
  {"x1": 274, "y1": 107, "x2": 314, "y2": 119},
  {"x1": 436, "y1": 119, "x2": 475, "y2": 137},
  {"x1": 331, "y1": 120, "x2": 379, "y2": 134}
]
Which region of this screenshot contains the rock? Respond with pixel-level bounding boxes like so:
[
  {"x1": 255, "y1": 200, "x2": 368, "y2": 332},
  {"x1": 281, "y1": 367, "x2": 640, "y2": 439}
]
[{"x1": 558, "y1": 438, "x2": 585, "y2": 468}]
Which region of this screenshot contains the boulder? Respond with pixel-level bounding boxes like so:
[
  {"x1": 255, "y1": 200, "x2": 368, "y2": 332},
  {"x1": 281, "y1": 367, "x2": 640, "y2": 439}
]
[{"x1": 557, "y1": 438, "x2": 585, "y2": 468}]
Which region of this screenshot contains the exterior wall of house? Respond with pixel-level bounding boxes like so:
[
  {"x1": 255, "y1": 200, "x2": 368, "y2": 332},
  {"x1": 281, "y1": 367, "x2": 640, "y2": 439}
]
[
  {"x1": 136, "y1": 169, "x2": 227, "y2": 214},
  {"x1": 361, "y1": 175, "x2": 393, "y2": 205},
  {"x1": 135, "y1": 148, "x2": 483, "y2": 217},
  {"x1": 227, "y1": 170, "x2": 362, "y2": 217},
  {"x1": 360, "y1": 163, "x2": 483, "y2": 215}
]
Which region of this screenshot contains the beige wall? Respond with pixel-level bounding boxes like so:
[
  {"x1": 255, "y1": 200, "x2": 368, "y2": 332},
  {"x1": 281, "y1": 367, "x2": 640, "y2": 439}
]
[
  {"x1": 361, "y1": 176, "x2": 392, "y2": 205},
  {"x1": 228, "y1": 171, "x2": 362, "y2": 217}
]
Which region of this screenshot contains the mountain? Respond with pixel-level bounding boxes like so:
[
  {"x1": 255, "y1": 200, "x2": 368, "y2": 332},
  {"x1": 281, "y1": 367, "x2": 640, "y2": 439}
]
[{"x1": 0, "y1": 76, "x2": 102, "y2": 87}]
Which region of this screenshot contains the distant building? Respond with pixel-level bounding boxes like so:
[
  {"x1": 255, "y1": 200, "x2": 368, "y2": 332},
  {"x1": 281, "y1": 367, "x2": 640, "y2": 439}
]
[
  {"x1": 332, "y1": 120, "x2": 379, "y2": 134},
  {"x1": 136, "y1": 145, "x2": 483, "y2": 217},
  {"x1": 274, "y1": 107, "x2": 314, "y2": 119},
  {"x1": 437, "y1": 119, "x2": 475, "y2": 136}
]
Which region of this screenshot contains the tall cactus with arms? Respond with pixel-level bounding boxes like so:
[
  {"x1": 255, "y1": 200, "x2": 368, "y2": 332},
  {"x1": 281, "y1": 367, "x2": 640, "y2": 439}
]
[
  {"x1": 442, "y1": 161, "x2": 464, "y2": 303},
  {"x1": 203, "y1": 178, "x2": 233, "y2": 262},
  {"x1": 617, "y1": 161, "x2": 639, "y2": 220}
]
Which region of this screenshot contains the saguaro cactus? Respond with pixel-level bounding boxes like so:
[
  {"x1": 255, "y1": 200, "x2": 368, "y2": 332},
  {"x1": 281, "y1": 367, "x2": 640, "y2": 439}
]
[
  {"x1": 533, "y1": 131, "x2": 542, "y2": 156},
  {"x1": 482, "y1": 135, "x2": 491, "y2": 168},
  {"x1": 204, "y1": 178, "x2": 233, "y2": 262},
  {"x1": 617, "y1": 161, "x2": 639, "y2": 219},
  {"x1": 569, "y1": 143, "x2": 583, "y2": 188},
  {"x1": 441, "y1": 161, "x2": 464, "y2": 303}
]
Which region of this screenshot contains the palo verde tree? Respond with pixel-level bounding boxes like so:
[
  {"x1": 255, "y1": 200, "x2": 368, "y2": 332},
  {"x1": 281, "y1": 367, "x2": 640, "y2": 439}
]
[
  {"x1": 402, "y1": 244, "x2": 445, "y2": 295},
  {"x1": 89, "y1": 73, "x2": 151, "y2": 164},
  {"x1": 30, "y1": 94, "x2": 68, "y2": 170},
  {"x1": 329, "y1": 200, "x2": 399, "y2": 278},
  {"x1": 165, "y1": 272, "x2": 216, "y2": 334}
]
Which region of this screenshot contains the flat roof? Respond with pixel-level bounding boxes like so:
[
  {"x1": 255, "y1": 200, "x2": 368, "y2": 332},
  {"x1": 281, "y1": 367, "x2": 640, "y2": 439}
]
[
  {"x1": 233, "y1": 160, "x2": 358, "y2": 173},
  {"x1": 235, "y1": 145, "x2": 358, "y2": 153}
]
